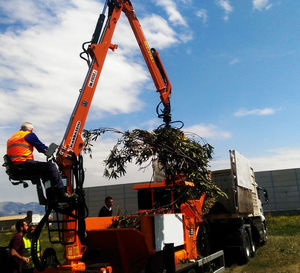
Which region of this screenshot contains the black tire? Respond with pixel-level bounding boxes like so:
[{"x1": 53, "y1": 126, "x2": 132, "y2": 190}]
[{"x1": 239, "y1": 229, "x2": 251, "y2": 264}]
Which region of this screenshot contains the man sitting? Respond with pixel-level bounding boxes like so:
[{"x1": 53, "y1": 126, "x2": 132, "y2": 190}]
[{"x1": 6, "y1": 122, "x2": 72, "y2": 203}]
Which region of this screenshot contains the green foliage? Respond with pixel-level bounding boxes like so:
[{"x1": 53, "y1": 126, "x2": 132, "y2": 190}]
[
  {"x1": 109, "y1": 216, "x2": 141, "y2": 229},
  {"x1": 82, "y1": 126, "x2": 227, "y2": 211},
  {"x1": 102, "y1": 127, "x2": 226, "y2": 203}
]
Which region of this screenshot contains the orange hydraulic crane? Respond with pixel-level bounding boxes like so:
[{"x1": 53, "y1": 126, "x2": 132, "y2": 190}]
[
  {"x1": 57, "y1": 0, "x2": 172, "y2": 203},
  {"x1": 30, "y1": 0, "x2": 172, "y2": 272},
  {"x1": 57, "y1": 0, "x2": 172, "y2": 171}
]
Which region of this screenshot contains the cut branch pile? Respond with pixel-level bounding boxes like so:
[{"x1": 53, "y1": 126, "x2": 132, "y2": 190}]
[{"x1": 83, "y1": 126, "x2": 226, "y2": 213}]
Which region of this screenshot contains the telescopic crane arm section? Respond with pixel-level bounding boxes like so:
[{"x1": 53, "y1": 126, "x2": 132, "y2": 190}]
[{"x1": 122, "y1": 1, "x2": 172, "y2": 114}]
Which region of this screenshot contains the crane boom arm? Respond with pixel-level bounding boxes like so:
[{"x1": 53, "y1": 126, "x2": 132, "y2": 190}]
[
  {"x1": 49, "y1": 1, "x2": 173, "y2": 270},
  {"x1": 57, "y1": 0, "x2": 172, "y2": 169}
]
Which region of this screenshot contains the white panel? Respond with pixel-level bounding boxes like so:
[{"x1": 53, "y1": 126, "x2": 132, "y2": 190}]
[
  {"x1": 154, "y1": 214, "x2": 184, "y2": 251},
  {"x1": 231, "y1": 150, "x2": 253, "y2": 190},
  {"x1": 31, "y1": 214, "x2": 43, "y2": 225}
]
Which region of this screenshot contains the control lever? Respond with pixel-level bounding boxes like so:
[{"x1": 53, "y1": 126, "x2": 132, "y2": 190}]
[{"x1": 45, "y1": 143, "x2": 58, "y2": 159}]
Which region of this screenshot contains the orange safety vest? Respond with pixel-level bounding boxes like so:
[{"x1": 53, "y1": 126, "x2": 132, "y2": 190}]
[{"x1": 7, "y1": 130, "x2": 34, "y2": 163}]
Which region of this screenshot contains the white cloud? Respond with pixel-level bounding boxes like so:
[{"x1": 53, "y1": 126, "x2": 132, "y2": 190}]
[
  {"x1": 196, "y1": 9, "x2": 208, "y2": 24},
  {"x1": 234, "y1": 108, "x2": 275, "y2": 117},
  {"x1": 178, "y1": 31, "x2": 193, "y2": 43},
  {"x1": 216, "y1": 0, "x2": 233, "y2": 21},
  {"x1": 253, "y1": 0, "x2": 272, "y2": 11},
  {"x1": 140, "y1": 15, "x2": 178, "y2": 47},
  {"x1": 251, "y1": 147, "x2": 300, "y2": 171},
  {"x1": 153, "y1": 0, "x2": 187, "y2": 26},
  {"x1": 180, "y1": 0, "x2": 192, "y2": 4},
  {"x1": 0, "y1": 0, "x2": 65, "y2": 25},
  {"x1": 210, "y1": 158, "x2": 230, "y2": 170},
  {"x1": 114, "y1": 14, "x2": 178, "y2": 53},
  {"x1": 212, "y1": 147, "x2": 300, "y2": 172},
  {"x1": 184, "y1": 124, "x2": 231, "y2": 140},
  {"x1": 0, "y1": 0, "x2": 180, "y2": 139}
]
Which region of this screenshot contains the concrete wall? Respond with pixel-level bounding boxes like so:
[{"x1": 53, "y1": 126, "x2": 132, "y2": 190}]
[
  {"x1": 255, "y1": 168, "x2": 300, "y2": 212},
  {"x1": 84, "y1": 168, "x2": 300, "y2": 215},
  {"x1": 85, "y1": 183, "x2": 139, "y2": 217}
]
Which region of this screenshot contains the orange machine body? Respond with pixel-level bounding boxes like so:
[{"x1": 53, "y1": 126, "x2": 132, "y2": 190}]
[
  {"x1": 133, "y1": 179, "x2": 206, "y2": 263},
  {"x1": 80, "y1": 179, "x2": 206, "y2": 273}
]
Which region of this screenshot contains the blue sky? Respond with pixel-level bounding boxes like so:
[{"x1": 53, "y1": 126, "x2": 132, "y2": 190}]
[{"x1": 0, "y1": 0, "x2": 299, "y2": 202}]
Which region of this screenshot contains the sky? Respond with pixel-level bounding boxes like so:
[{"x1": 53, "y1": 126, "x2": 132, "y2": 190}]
[{"x1": 0, "y1": 0, "x2": 299, "y2": 203}]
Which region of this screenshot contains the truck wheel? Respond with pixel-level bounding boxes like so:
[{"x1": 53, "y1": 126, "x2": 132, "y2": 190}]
[
  {"x1": 250, "y1": 235, "x2": 256, "y2": 257},
  {"x1": 261, "y1": 223, "x2": 268, "y2": 245},
  {"x1": 239, "y1": 230, "x2": 251, "y2": 264}
]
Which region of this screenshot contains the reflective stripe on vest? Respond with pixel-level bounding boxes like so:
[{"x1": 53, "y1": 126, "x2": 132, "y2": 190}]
[
  {"x1": 23, "y1": 235, "x2": 41, "y2": 269},
  {"x1": 7, "y1": 130, "x2": 34, "y2": 163}
]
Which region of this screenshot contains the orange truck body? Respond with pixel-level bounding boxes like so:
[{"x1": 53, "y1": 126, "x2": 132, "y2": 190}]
[{"x1": 40, "y1": 180, "x2": 206, "y2": 273}]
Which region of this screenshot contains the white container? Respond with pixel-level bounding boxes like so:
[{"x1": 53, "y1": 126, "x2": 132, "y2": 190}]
[{"x1": 154, "y1": 213, "x2": 184, "y2": 251}]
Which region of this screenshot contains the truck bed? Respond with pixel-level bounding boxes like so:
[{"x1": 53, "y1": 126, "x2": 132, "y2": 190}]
[{"x1": 210, "y1": 168, "x2": 254, "y2": 217}]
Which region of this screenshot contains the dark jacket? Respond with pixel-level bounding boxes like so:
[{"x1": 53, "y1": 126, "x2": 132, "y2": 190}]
[{"x1": 98, "y1": 206, "x2": 112, "y2": 217}]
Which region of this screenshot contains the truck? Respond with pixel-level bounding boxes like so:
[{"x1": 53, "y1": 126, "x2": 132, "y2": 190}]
[
  {"x1": 207, "y1": 150, "x2": 268, "y2": 264},
  {"x1": 2, "y1": 0, "x2": 267, "y2": 272}
]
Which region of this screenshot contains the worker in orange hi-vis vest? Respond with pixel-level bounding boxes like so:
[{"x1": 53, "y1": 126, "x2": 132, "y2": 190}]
[{"x1": 7, "y1": 122, "x2": 73, "y2": 202}]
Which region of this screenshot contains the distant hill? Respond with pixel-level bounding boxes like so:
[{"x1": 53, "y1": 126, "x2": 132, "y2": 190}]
[{"x1": 0, "y1": 202, "x2": 44, "y2": 216}]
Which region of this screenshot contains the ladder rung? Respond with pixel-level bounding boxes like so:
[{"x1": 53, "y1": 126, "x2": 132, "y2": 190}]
[{"x1": 47, "y1": 209, "x2": 78, "y2": 245}]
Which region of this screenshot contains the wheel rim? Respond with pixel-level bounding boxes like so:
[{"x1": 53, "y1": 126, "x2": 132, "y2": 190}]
[
  {"x1": 246, "y1": 246, "x2": 250, "y2": 257},
  {"x1": 243, "y1": 231, "x2": 251, "y2": 259},
  {"x1": 252, "y1": 243, "x2": 256, "y2": 253}
]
